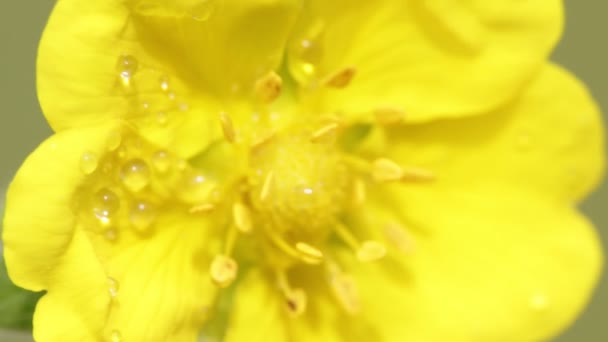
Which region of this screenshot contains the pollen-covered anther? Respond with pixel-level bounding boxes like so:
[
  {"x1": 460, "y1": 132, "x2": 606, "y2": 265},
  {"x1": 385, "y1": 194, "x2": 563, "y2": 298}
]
[
  {"x1": 328, "y1": 265, "x2": 361, "y2": 314},
  {"x1": 254, "y1": 71, "x2": 283, "y2": 103},
  {"x1": 219, "y1": 112, "x2": 236, "y2": 143},
  {"x1": 323, "y1": 67, "x2": 356, "y2": 88},
  {"x1": 374, "y1": 107, "x2": 406, "y2": 125},
  {"x1": 372, "y1": 158, "x2": 404, "y2": 182},
  {"x1": 259, "y1": 171, "x2": 275, "y2": 201},
  {"x1": 384, "y1": 223, "x2": 415, "y2": 254},
  {"x1": 285, "y1": 288, "x2": 308, "y2": 317},
  {"x1": 209, "y1": 255, "x2": 238, "y2": 288},
  {"x1": 232, "y1": 202, "x2": 253, "y2": 234},
  {"x1": 295, "y1": 242, "x2": 324, "y2": 262},
  {"x1": 356, "y1": 241, "x2": 387, "y2": 262},
  {"x1": 310, "y1": 122, "x2": 340, "y2": 143},
  {"x1": 189, "y1": 203, "x2": 216, "y2": 214}
]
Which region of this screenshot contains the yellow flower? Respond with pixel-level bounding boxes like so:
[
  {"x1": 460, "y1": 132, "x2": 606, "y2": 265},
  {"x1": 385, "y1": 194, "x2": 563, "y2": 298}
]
[{"x1": 2, "y1": 0, "x2": 604, "y2": 341}]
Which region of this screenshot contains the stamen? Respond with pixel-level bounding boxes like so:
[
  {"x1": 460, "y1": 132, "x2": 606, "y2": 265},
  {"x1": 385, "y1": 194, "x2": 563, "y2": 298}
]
[
  {"x1": 295, "y1": 242, "x2": 324, "y2": 261},
  {"x1": 232, "y1": 202, "x2": 253, "y2": 234},
  {"x1": 251, "y1": 131, "x2": 276, "y2": 152},
  {"x1": 372, "y1": 158, "x2": 403, "y2": 182},
  {"x1": 265, "y1": 230, "x2": 322, "y2": 265},
  {"x1": 352, "y1": 178, "x2": 366, "y2": 207},
  {"x1": 209, "y1": 255, "x2": 238, "y2": 288},
  {"x1": 374, "y1": 107, "x2": 405, "y2": 125},
  {"x1": 260, "y1": 171, "x2": 274, "y2": 202},
  {"x1": 327, "y1": 263, "x2": 360, "y2": 314},
  {"x1": 334, "y1": 222, "x2": 361, "y2": 251},
  {"x1": 219, "y1": 112, "x2": 236, "y2": 143},
  {"x1": 356, "y1": 241, "x2": 386, "y2": 262},
  {"x1": 188, "y1": 203, "x2": 216, "y2": 214},
  {"x1": 310, "y1": 122, "x2": 340, "y2": 143},
  {"x1": 324, "y1": 67, "x2": 356, "y2": 88},
  {"x1": 384, "y1": 223, "x2": 415, "y2": 254},
  {"x1": 254, "y1": 71, "x2": 282, "y2": 103},
  {"x1": 402, "y1": 167, "x2": 435, "y2": 182},
  {"x1": 277, "y1": 272, "x2": 307, "y2": 317}
]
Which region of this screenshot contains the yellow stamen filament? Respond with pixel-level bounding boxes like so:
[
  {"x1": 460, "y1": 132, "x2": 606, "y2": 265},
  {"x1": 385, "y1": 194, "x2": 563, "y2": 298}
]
[
  {"x1": 188, "y1": 203, "x2": 216, "y2": 214},
  {"x1": 327, "y1": 263, "x2": 360, "y2": 314},
  {"x1": 260, "y1": 171, "x2": 274, "y2": 202},
  {"x1": 356, "y1": 241, "x2": 387, "y2": 262},
  {"x1": 254, "y1": 71, "x2": 282, "y2": 103},
  {"x1": 352, "y1": 178, "x2": 366, "y2": 207},
  {"x1": 374, "y1": 107, "x2": 405, "y2": 125},
  {"x1": 372, "y1": 158, "x2": 403, "y2": 182},
  {"x1": 232, "y1": 202, "x2": 253, "y2": 234},
  {"x1": 251, "y1": 132, "x2": 276, "y2": 152},
  {"x1": 209, "y1": 255, "x2": 238, "y2": 288},
  {"x1": 310, "y1": 122, "x2": 340, "y2": 143},
  {"x1": 334, "y1": 223, "x2": 361, "y2": 251},
  {"x1": 265, "y1": 230, "x2": 322, "y2": 265},
  {"x1": 324, "y1": 67, "x2": 356, "y2": 88},
  {"x1": 219, "y1": 112, "x2": 236, "y2": 143},
  {"x1": 295, "y1": 242, "x2": 324, "y2": 261},
  {"x1": 384, "y1": 223, "x2": 415, "y2": 254}
]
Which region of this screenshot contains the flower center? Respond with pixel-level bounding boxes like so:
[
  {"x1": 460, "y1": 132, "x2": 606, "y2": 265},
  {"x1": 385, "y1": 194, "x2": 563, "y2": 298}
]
[{"x1": 248, "y1": 128, "x2": 349, "y2": 243}]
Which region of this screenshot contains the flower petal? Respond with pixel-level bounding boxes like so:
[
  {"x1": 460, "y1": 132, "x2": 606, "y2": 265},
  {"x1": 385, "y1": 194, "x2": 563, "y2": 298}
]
[
  {"x1": 38, "y1": 0, "x2": 301, "y2": 156},
  {"x1": 345, "y1": 185, "x2": 603, "y2": 342},
  {"x1": 290, "y1": 0, "x2": 563, "y2": 122},
  {"x1": 382, "y1": 63, "x2": 604, "y2": 203}
]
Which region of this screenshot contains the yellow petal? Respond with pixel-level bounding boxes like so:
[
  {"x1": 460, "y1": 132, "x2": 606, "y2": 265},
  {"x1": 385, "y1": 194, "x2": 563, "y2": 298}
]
[
  {"x1": 3, "y1": 125, "x2": 114, "y2": 291},
  {"x1": 223, "y1": 270, "x2": 289, "y2": 342},
  {"x1": 37, "y1": 0, "x2": 301, "y2": 156},
  {"x1": 347, "y1": 185, "x2": 602, "y2": 341},
  {"x1": 290, "y1": 0, "x2": 563, "y2": 122},
  {"x1": 383, "y1": 64, "x2": 604, "y2": 203}
]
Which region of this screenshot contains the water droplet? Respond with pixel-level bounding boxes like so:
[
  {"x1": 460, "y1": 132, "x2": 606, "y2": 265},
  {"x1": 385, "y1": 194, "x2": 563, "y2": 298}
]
[
  {"x1": 111, "y1": 330, "x2": 122, "y2": 342},
  {"x1": 80, "y1": 152, "x2": 99, "y2": 175},
  {"x1": 156, "y1": 111, "x2": 169, "y2": 125},
  {"x1": 129, "y1": 201, "x2": 157, "y2": 231},
  {"x1": 116, "y1": 55, "x2": 138, "y2": 87},
  {"x1": 106, "y1": 131, "x2": 122, "y2": 151},
  {"x1": 104, "y1": 228, "x2": 118, "y2": 241},
  {"x1": 120, "y1": 159, "x2": 151, "y2": 192},
  {"x1": 191, "y1": 0, "x2": 216, "y2": 21},
  {"x1": 108, "y1": 277, "x2": 119, "y2": 298},
  {"x1": 159, "y1": 75, "x2": 170, "y2": 92},
  {"x1": 178, "y1": 171, "x2": 215, "y2": 204},
  {"x1": 151, "y1": 150, "x2": 171, "y2": 173},
  {"x1": 92, "y1": 188, "x2": 120, "y2": 225}
]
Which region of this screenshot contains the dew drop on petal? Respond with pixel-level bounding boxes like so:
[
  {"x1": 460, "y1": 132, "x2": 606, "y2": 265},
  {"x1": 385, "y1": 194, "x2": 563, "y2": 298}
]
[
  {"x1": 159, "y1": 75, "x2": 170, "y2": 92},
  {"x1": 120, "y1": 159, "x2": 151, "y2": 192},
  {"x1": 116, "y1": 54, "x2": 138, "y2": 87},
  {"x1": 80, "y1": 151, "x2": 99, "y2": 175},
  {"x1": 111, "y1": 330, "x2": 122, "y2": 342},
  {"x1": 129, "y1": 201, "x2": 157, "y2": 231},
  {"x1": 151, "y1": 150, "x2": 171, "y2": 173},
  {"x1": 178, "y1": 171, "x2": 215, "y2": 204},
  {"x1": 106, "y1": 131, "x2": 122, "y2": 151},
  {"x1": 92, "y1": 188, "x2": 120, "y2": 225},
  {"x1": 108, "y1": 277, "x2": 119, "y2": 298}
]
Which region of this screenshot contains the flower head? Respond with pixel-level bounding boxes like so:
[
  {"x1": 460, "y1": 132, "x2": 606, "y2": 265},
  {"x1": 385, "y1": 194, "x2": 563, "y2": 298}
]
[{"x1": 3, "y1": 0, "x2": 604, "y2": 341}]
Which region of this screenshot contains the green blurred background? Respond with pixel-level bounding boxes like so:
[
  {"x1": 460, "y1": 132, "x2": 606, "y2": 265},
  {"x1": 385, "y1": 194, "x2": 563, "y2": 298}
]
[{"x1": 0, "y1": 1, "x2": 606, "y2": 341}]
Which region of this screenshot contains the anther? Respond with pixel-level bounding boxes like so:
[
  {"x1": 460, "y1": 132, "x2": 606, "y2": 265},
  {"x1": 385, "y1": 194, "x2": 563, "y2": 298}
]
[
  {"x1": 232, "y1": 202, "x2": 253, "y2": 234},
  {"x1": 384, "y1": 223, "x2": 415, "y2": 254},
  {"x1": 209, "y1": 255, "x2": 238, "y2": 288},
  {"x1": 189, "y1": 203, "x2": 216, "y2": 214},
  {"x1": 295, "y1": 242, "x2": 324, "y2": 261},
  {"x1": 285, "y1": 288, "x2": 307, "y2": 317},
  {"x1": 254, "y1": 71, "x2": 283, "y2": 103},
  {"x1": 260, "y1": 171, "x2": 274, "y2": 201},
  {"x1": 372, "y1": 158, "x2": 403, "y2": 182},
  {"x1": 310, "y1": 122, "x2": 340, "y2": 143},
  {"x1": 374, "y1": 107, "x2": 405, "y2": 125},
  {"x1": 219, "y1": 112, "x2": 236, "y2": 143},
  {"x1": 324, "y1": 67, "x2": 356, "y2": 88},
  {"x1": 327, "y1": 264, "x2": 360, "y2": 314},
  {"x1": 356, "y1": 241, "x2": 387, "y2": 262}
]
